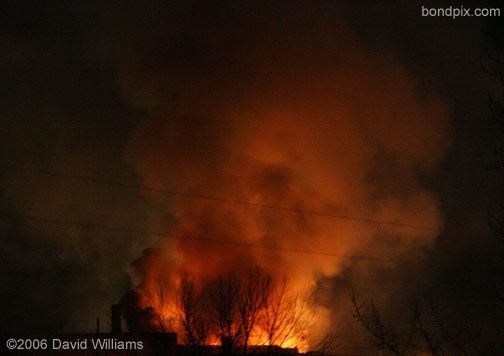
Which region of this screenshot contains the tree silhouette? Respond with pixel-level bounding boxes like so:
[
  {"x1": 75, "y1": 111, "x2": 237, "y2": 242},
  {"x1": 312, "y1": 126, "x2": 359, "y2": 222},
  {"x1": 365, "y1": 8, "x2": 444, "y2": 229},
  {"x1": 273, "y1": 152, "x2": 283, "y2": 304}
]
[
  {"x1": 177, "y1": 273, "x2": 209, "y2": 351},
  {"x1": 262, "y1": 277, "x2": 313, "y2": 350},
  {"x1": 211, "y1": 274, "x2": 243, "y2": 353},
  {"x1": 237, "y1": 269, "x2": 273, "y2": 354}
]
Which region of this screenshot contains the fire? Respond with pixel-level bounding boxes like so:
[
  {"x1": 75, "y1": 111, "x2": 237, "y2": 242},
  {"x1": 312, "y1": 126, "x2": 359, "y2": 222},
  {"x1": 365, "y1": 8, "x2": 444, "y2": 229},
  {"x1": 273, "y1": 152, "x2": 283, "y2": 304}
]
[
  {"x1": 124, "y1": 97, "x2": 446, "y2": 350},
  {"x1": 135, "y1": 267, "x2": 318, "y2": 352},
  {"x1": 119, "y1": 3, "x2": 449, "y2": 352}
]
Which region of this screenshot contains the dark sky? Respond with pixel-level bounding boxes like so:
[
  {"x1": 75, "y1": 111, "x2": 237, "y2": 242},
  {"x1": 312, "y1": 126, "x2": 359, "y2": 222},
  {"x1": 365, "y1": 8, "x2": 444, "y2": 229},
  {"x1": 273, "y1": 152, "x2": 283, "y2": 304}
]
[{"x1": 1, "y1": 0, "x2": 503, "y2": 353}]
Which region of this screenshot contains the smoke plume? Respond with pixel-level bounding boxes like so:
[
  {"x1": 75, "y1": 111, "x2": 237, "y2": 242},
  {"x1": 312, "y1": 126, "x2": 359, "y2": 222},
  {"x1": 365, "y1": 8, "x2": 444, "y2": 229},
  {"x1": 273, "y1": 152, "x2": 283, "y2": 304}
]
[{"x1": 101, "y1": 0, "x2": 451, "y2": 348}]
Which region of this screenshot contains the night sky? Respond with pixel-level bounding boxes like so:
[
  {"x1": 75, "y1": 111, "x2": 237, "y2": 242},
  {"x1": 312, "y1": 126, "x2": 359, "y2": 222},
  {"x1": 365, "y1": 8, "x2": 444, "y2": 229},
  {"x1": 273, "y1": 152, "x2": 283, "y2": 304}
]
[{"x1": 1, "y1": 1, "x2": 503, "y2": 354}]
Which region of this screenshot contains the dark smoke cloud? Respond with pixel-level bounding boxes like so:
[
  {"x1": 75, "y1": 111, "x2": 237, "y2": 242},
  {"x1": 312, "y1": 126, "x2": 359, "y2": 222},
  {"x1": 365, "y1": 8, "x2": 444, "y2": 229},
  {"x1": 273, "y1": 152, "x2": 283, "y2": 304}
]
[{"x1": 0, "y1": 0, "x2": 155, "y2": 333}]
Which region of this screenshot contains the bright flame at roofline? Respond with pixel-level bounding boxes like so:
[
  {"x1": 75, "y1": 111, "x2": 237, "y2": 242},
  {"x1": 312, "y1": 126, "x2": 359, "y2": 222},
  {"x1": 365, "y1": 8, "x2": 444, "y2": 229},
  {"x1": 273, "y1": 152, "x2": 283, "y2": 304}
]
[
  {"x1": 121, "y1": 5, "x2": 449, "y2": 351},
  {"x1": 124, "y1": 98, "x2": 446, "y2": 349},
  {"x1": 132, "y1": 266, "x2": 325, "y2": 352}
]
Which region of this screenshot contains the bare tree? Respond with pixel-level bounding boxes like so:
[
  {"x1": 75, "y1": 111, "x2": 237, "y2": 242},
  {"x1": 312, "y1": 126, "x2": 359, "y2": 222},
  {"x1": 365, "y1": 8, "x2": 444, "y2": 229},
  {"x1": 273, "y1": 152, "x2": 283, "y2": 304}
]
[
  {"x1": 171, "y1": 270, "x2": 340, "y2": 354},
  {"x1": 262, "y1": 278, "x2": 311, "y2": 349},
  {"x1": 211, "y1": 275, "x2": 243, "y2": 352},
  {"x1": 260, "y1": 277, "x2": 339, "y2": 355},
  {"x1": 350, "y1": 289, "x2": 478, "y2": 356},
  {"x1": 351, "y1": 289, "x2": 405, "y2": 355},
  {"x1": 177, "y1": 274, "x2": 209, "y2": 350},
  {"x1": 209, "y1": 269, "x2": 275, "y2": 354},
  {"x1": 210, "y1": 271, "x2": 329, "y2": 354},
  {"x1": 310, "y1": 332, "x2": 341, "y2": 356},
  {"x1": 237, "y1": 269, "x2": 273, "y2": 354},
  {"x1": 262, "y1": 277, "x2": 292, "y2": 348}
]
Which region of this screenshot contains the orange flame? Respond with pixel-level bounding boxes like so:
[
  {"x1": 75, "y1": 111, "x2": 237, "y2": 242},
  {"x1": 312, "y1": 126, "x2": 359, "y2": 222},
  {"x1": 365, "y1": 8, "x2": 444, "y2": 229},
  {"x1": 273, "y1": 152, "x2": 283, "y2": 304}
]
[{"x1": 124, "y1": 14, "x2": 449, "y2": 351}]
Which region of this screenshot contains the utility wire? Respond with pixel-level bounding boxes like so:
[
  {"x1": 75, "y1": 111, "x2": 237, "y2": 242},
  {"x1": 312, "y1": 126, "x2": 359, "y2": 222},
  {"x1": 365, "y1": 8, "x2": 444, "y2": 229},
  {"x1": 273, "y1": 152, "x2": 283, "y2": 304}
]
[
  {"x1": 1, "y1": 165, "x2": 490, "y2": 240},
  {"x1": 1, "y1": 212, "x2": 456, "y2": 270}
]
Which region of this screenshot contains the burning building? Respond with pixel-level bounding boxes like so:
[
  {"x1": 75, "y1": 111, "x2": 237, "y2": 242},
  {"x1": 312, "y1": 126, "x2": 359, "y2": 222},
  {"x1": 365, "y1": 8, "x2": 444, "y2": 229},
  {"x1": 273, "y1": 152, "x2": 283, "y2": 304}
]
[{"x1": 111, "y1": 2, "x2": 449, "y2": 352}]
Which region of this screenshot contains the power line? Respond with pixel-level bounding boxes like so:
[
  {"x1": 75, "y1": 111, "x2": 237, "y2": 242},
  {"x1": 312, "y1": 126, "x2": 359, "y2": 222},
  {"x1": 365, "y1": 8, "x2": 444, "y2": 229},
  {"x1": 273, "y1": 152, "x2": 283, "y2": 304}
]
[
  {"x1": 1, "y1": 165, "x2": 489, "y2": 240},
  {"x1": 41, "y1": 138, "x2": 497, "y2": 170},
  {"x1": 0, "y1": 213, "x2": 456, "y2": 270}
]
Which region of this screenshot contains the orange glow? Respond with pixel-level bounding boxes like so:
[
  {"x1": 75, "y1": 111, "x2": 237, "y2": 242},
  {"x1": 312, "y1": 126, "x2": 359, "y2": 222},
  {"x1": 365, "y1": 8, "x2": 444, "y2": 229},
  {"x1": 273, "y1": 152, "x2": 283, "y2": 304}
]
[
  {"x1": 139, "y1": 272, "x2": 316, "y2": 352},
  {"x1": 125, "y1": 18, "x2": 449, "y2": 351}
]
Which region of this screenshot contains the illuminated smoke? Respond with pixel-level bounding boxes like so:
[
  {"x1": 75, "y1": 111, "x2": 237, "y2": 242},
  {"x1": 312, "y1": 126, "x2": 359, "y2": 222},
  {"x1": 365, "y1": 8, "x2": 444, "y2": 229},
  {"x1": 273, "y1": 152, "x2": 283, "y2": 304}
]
[{"x1": 105, "y1": 0, "x2": 451, "y2": 348}]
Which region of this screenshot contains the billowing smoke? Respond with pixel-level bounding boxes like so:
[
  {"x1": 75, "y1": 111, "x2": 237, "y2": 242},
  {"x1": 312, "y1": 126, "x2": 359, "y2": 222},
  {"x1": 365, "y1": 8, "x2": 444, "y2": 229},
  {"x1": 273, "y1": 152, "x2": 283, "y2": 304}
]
[{"x1": 97, "y1": 0, "x2": 451, "y2": 349}]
